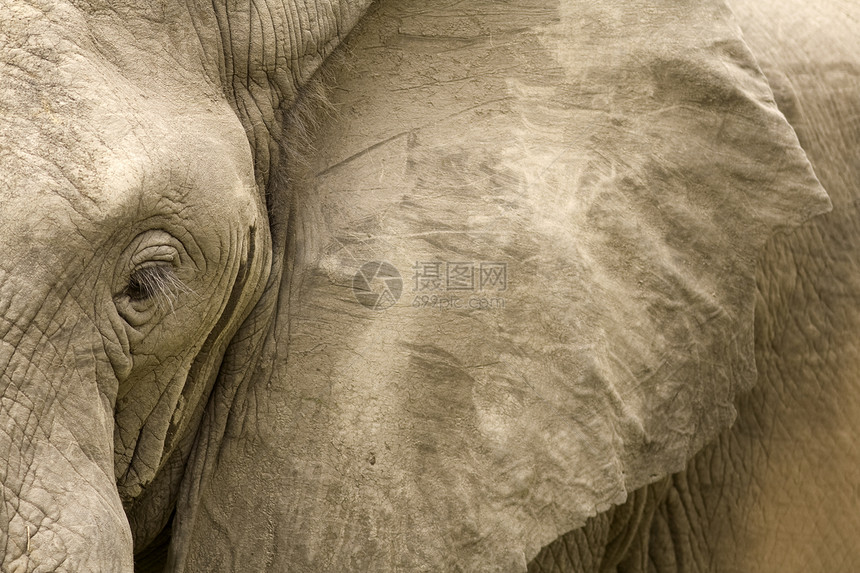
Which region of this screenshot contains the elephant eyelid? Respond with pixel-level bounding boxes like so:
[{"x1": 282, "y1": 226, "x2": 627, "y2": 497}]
[{"x1": 125, "y1": 264, "x2": 191, "y2": 312}]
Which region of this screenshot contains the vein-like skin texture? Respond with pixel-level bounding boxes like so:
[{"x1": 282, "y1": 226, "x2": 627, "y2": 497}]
[
  {"x1": 170, "y1": 1, "x2": 829, "y2": 571},
  {"x1": 598, "y1": 2, "x2": 860, "y2": 571},
  {"x1": 529, "y1": 1, "x2": 860, "y2": 570},
  {"x1": 1, "y1": 0, "x2": 849, "y2": 571}
]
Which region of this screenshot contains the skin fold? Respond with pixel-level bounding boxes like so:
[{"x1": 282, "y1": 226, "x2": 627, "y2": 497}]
[{"x1": 0, "y1": 0, "x2": 855, "y2": 572}]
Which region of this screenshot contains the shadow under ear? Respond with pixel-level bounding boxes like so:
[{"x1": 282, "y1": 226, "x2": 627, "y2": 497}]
[
  {"x1": 527, "y1": 478, "x2": 673, "y2": 573},
  {"x1": 133, "y1": 513, "x2": 172, "y2": 573}
]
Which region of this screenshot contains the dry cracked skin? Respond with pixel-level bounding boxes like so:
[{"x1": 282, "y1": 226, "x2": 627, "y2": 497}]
[{"x1": 0, "y1": 0, "x2": 858, "y2": 571}]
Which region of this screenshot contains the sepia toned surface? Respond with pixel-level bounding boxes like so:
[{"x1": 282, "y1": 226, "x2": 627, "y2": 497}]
[{"x1": 0, "y1": 0, "x2": 857, "y2": 571}]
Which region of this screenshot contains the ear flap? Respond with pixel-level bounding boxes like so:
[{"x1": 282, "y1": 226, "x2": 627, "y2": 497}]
[{"x1": 171, "y1": 0, "x2": 829, "y2": 571}]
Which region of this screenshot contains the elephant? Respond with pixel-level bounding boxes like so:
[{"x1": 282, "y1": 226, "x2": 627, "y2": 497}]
[{"x1": 1, "y1": 0, "x2": 857, "y2": 570}]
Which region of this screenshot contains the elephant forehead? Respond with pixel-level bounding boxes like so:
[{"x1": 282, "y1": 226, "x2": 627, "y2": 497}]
[{"x1": 0, "y1": 14, "x2": 258, "y2": 251}]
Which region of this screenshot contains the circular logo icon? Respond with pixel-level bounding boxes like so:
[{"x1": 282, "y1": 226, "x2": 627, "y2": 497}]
[{"x1": 353, "y1": 261, "x2": 403, "y2": 310}]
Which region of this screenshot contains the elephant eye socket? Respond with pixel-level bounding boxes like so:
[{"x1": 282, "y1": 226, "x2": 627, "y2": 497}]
[{"x1": 125, "y1": 264, "x2": 189, "y2": 310}]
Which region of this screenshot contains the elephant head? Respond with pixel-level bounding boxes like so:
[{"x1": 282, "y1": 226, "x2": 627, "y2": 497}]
[
  {"x1": 0, "y1": 1, "x2": 281, "y2": 568},
  {"x1": 0, "y1": 0, "x2": 833, "y2": 571}
]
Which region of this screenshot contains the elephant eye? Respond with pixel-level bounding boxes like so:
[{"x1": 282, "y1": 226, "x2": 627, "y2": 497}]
[{"x1": 125, "y1": 264, "x2": 189, "y2": 311}]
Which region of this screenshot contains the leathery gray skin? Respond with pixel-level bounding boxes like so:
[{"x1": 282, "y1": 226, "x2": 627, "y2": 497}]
[
  {"x1": 531, "y1": 1, "x2": 860, "y2": 570},
  {"x1": 0, "y1": 0, "x2": 858, "y2": 572},
  {"x1": 0, "y1": 1, "x2": 273, "y2": 569}
]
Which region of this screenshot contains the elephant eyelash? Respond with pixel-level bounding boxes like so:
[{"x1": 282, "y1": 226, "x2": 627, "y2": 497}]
[{"x1": 125, "y1": 264, "x2": 191, "y2": 312}]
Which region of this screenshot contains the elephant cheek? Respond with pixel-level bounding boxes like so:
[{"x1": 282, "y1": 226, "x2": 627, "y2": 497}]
[{"x1": 0, "y1": 325, "x2": 133, "y2": 571}]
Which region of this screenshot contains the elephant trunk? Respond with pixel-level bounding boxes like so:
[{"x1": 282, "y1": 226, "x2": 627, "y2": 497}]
[{"x1": 0, "y1": 315, "x2": 133, "y2": 571}]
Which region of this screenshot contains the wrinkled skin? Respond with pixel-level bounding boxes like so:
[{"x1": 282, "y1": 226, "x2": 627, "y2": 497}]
[
  {"x1": 641, "y1": 1, "x2": 860, "y2": 570},
  {"x1": 532, "y1": 1, "x2": 860, "y2": 570},
  {"x1": 1, "y1": 1, "x2": 272, "y2": 569},
  {"x1": 0, "y1": 1, "x2": 856, "y2": 572}
]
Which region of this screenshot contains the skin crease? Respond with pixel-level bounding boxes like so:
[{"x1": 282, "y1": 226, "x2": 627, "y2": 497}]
[{"x1": 0, "y1": 1, "x2": 855, "y2": 573}]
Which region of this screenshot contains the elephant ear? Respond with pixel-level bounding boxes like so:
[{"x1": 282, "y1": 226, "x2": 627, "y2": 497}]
[{"x1": 171, "y1": 0, "x2": 829, "y2": 571}]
